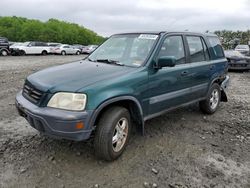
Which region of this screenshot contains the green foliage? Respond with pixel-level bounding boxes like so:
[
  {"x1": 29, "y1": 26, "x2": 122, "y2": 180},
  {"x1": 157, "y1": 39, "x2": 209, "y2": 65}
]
[
  {"x1": 0, "y1": 16, "x2": 105, "y2": 45},
  {"x1": 214, "y1": 30, "x2": 250, "y2": 49}
]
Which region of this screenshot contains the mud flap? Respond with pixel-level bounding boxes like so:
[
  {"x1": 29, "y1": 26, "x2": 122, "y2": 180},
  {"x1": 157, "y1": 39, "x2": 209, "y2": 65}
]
[
  {"x1": 220, "y1": 75, "x2": 229, "y2": 102},
  {"x1": 221, "y1": 89, "x2": 228, "y2": 102}
]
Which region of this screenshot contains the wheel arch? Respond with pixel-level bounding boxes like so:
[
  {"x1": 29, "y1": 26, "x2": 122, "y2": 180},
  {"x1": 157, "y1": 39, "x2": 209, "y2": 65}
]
[
  {"x1": 89, "y1": 96, "x2": 145, "y2": 135},
  {"x1": 209, "y1": 76, "x2": 228, "y2": 102},
  {"x1": 41, "y1": 50, "x2": 48, "y2": 54}
]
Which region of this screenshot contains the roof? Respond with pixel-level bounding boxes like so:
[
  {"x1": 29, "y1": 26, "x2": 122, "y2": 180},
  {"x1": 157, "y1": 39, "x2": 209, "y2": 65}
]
[{"x1": 113, "y1": 31, "x2": 218, "y2": 37}]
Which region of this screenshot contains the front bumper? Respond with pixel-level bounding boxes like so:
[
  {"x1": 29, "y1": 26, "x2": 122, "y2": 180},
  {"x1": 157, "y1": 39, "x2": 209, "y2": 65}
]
[
  {"x1": 15, "y1": 91, "x2": 94, "y2": 141},
  {"x1": 10, "y1": 48, "x2": 21, "y2": 55},
  {"x1": 228, "y1": 63, "x2": 250, "y2": 70}
]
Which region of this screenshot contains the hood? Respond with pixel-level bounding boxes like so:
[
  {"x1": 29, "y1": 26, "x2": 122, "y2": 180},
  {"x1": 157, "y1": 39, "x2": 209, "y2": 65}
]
[
  {"x1": 10, "y1": 45, "x2": 23, "y2": 49},
  {"x1": 27, "y1": 60, "x2": 134, "y2": 93}
]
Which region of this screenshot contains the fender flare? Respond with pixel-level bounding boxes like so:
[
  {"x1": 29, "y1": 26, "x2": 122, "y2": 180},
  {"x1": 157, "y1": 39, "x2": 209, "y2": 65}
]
[
  {"x1": 89, "y1": 96, "x2": 145, "y2": 135},
  {"x1": 209, "y1": 76, "x2": 228, "y2": 102}
]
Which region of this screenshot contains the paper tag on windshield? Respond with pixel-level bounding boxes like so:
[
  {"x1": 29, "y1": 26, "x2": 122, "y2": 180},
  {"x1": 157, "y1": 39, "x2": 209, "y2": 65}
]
[{"x1": 138, "y1": 34, "x2": 158, "y2": 40}]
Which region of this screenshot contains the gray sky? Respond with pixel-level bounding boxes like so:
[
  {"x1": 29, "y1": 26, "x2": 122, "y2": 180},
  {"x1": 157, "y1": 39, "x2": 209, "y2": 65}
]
[{"x1": 1, "y1": 0, "x2": 250, "y2": 36}]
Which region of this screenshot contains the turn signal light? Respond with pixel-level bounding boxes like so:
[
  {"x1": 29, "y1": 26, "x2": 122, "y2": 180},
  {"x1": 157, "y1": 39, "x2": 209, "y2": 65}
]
[{"x1": 75, "y1": 122, "x2": 84, "y2": 129}]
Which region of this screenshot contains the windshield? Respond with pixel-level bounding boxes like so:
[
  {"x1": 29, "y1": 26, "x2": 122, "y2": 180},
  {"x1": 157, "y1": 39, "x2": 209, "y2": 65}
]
[
  {"x1": 88, "y1": 34, "x2": 159, "y2": 67},
  {"x1": 22, "y1": 42, "x2": 30, "y2": 46}
]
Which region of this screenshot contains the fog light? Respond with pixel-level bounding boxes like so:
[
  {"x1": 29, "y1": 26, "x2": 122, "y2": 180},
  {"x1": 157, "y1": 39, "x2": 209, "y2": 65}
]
[{"x1": 76, "y1": 122, "x2": 84, "y2": 129}]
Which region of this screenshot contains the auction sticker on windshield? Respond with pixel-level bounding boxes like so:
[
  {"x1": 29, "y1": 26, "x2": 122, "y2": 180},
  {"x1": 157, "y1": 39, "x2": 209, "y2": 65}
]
[{"x1": 138, "y1": 34, "x2": 158, "y2": 40}]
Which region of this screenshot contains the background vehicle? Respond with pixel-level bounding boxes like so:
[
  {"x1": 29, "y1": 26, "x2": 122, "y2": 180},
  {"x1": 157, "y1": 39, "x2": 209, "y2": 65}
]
[
  {"x1": 52, "y1": 44, "x2": 81, "y2": 55},
  {"x1": 82, "y1": 45, "x2": 98, "y2": 54},
  {"x1": 16, "y1": 32, "x2": 229, "y2": 161},
  {"x1": 0, "y1": 37, "x2": 10, "y2": 56},
  {"x1": 235, "y1": 44, "x2": 250, "y2": 56},
  {"x1": 10, "y1": 42, "x2": 24, "y2": 55},
  {"x1": 14, "y1": 41, "x2": 50, "y2": 55},
  {"x1": 225, "y1": 50, "x2": 250, "y2": 71},
  {"x1": 72, "y1": 44, "x2": 85, "y2": 53}
]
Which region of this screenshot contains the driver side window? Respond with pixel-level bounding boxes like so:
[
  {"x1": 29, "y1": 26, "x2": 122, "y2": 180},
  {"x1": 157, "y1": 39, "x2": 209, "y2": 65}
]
[{"x1": 158, "y1": 36, "x2": 185, "y2": 65}]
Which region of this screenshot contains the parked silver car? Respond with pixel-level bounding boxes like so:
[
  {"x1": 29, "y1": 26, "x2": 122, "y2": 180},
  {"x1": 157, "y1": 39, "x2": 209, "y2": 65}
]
[
  {"x1": 52, "y1": 44, "x2": 81, "y2": 55},
  {"x1": 82, "y1": 45, "x2": 98, "y2": 54},
  {"x1": 235, "y1": 45, "x2": 250, "y2": 56}
]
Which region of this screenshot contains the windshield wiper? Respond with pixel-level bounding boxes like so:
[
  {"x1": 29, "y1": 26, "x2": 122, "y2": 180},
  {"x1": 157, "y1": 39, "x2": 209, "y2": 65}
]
[
  {"x1": 95, "y1": 59, "x2": 124, "y2": 66},
  {"x1": 87, "y1": 57, "x2": 95, "y2": 62}
]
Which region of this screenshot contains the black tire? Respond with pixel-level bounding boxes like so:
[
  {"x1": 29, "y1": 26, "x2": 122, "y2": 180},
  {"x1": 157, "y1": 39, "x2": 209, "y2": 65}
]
[
  {"x1": 19, "y1": 50, "x2": 26, "y2": 56},
  {"x1": 94, "y1": 106, "x2": 131, "y2": 161},
  {"x1": 61, "y1": 51, "x2": 66, "y2": 55},
  {"x1": 1, "y1": 50, "x2": 8, "y2": 56},
  {"x1": 199, "y1": 83, "x2": 221, "y2": 114},
  {"x1": 41, "y1": 50, "x2": 47, "y2": 55},
  {"x1": 76, "y1": 51, "x2": 80, "y2": 55}
]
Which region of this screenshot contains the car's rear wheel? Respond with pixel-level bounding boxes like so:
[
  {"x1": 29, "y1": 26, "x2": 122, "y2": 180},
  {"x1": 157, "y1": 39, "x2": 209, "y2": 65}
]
[
  {"x1": 1, "y1": 50, "x2": 8, "y2": 56},
  {"x1": 199, "y1": 83, "x2": 221, "y2": 114},
  {"x1": 76, "y1": 51, "x2": 80, "y2": 55},
  {"x1": 94, "y1": 106, "x2": 131, "y2": 161},
  {"x1": 61, "y1": 51, "x2": 66, "y2": 55}
]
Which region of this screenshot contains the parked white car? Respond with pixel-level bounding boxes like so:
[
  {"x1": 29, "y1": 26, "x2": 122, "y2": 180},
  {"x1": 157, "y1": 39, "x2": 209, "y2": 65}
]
[
  {"x1": 52, "y1": 44, "x2": 81, "y2": 55},
  {"x1": 14, "y1": 41, "x2": 50, "y2": 55},
  {"x1": 82, "y1": 45, "x2": 98, "y2": 54}
]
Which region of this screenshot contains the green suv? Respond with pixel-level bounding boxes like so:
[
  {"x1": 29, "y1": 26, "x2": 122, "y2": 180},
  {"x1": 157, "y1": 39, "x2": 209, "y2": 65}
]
[{"x1": 16, "y1": 31, "x2": 229, "y2": 161}]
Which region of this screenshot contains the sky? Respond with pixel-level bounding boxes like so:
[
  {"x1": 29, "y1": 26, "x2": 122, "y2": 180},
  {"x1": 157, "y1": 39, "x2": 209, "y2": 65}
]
[{"x1": 0, "y1": 0, "x2": 250, "y2": 36}]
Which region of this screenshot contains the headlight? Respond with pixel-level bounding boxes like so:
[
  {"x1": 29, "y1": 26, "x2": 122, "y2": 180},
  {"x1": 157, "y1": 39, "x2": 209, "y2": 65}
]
[{"x1": 47, "y1": 92, "x2": 87, "y2": 111}]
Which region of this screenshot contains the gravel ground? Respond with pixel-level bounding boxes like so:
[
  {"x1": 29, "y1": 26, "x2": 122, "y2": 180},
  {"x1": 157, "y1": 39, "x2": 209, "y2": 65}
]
[{"x1": 0, "y1": 55, "x2": 249, "y2": 188}]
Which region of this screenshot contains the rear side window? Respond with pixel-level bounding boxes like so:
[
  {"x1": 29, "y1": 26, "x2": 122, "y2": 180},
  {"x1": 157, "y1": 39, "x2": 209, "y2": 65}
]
[
  {"x1": 187, "y1": 36, "x2": 207, "y2": 63},
  {"x1": 208, "y1": 36, "x2": 224, "y2": 59}
]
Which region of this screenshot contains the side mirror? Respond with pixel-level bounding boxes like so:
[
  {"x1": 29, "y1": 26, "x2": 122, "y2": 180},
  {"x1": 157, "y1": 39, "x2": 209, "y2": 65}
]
[{"x1": 157, "y1": 56, "x2": 176, "y2": 68}]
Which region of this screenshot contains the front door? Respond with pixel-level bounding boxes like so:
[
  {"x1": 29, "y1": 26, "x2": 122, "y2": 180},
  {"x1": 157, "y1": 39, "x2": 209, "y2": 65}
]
[{"x1": 147, "y1": 35, "x2": 194, "y2": 115}]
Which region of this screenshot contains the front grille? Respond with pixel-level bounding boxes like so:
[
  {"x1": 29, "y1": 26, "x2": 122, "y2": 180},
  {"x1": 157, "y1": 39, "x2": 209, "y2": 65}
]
[{"x1": 22, "y1": 83, "x2": 43, "y2": 104}]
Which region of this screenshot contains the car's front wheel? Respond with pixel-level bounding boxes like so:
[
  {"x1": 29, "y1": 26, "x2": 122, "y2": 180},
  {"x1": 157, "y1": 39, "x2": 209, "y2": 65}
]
[
  {"x1": 94, "y1": 106, "x2": 131, "y2": 161},
  {"x1": 19, "y1": 50, "x2": 26, "y2": 56},
  {"x1": 199, "y1": 83, "x2": 221, "y2": 114}
]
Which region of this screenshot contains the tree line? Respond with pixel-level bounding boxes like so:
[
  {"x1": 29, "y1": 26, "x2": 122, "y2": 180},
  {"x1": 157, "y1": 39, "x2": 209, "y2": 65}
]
[
  {"x1": 0, "y1": 16, "x2": 105, "y2": 45},
  {"x1": 214, "y1": 30, "x2": 250, "y2": 49},
  {"x1": 1, "y1": 16, "x2": 249, "y2": 48}
]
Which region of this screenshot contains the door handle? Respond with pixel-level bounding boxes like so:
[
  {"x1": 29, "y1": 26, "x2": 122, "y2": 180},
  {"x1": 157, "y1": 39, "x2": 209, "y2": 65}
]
[
  {"x1": 181, "y1": 71, "x2": 189, "y2": 76},
  {"x1": 210, "y1": 65, "x2": 215, "y2": 70}
]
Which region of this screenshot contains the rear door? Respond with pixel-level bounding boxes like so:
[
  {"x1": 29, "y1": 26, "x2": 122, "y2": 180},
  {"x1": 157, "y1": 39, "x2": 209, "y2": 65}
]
[
  {"x1": 69, "y1": 46, "x2": 76, "y2": 54},
  {"x1": 183, "y1": 35, "x2": 211, "y2": 100}
]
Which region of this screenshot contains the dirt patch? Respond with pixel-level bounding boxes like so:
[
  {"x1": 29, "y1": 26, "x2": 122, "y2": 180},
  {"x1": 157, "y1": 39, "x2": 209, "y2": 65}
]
[{"x1": 0, "y1": 56, "x2": 249, "y2": 188}]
